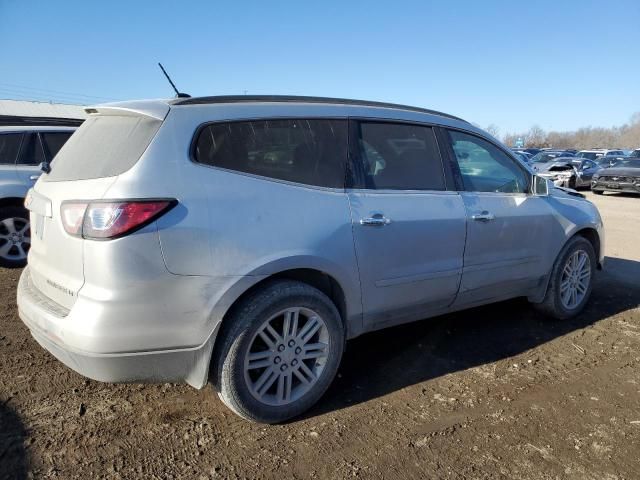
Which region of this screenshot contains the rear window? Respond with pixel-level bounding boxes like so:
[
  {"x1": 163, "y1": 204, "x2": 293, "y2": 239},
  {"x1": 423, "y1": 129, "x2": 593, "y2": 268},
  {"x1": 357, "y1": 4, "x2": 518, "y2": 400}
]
[
  {"x1": 193, "y1": 119, "x2": 348, "y2": 188},
  {"x1": 44, "y1": 115, "x2": 161, "y2": 182}
]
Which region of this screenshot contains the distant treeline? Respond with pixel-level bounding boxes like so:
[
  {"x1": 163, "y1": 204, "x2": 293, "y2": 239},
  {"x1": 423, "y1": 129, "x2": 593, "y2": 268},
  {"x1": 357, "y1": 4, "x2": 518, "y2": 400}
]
[{"x1": 489, "y1": 112, "x2": 640, "y2": 149}]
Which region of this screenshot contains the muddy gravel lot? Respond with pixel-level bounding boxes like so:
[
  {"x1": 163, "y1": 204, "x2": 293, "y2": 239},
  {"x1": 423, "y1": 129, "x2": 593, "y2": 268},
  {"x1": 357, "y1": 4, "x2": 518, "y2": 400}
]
[{"x1": 1, "y1": 191, "x2": 639, "y2": 479}]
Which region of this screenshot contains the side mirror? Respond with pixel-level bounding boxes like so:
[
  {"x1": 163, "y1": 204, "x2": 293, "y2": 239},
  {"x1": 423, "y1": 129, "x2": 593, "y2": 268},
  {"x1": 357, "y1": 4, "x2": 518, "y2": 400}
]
[
  {"x1": 533, "y1": 175, "x2": 549, "y2": 196},
  {"x1": 39, "y1": 161, "x2": 51, "y2": 174}
]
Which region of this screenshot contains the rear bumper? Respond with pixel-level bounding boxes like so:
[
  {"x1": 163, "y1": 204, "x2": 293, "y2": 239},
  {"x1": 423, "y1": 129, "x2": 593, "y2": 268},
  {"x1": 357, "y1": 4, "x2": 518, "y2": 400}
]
[
  {"x1": 28, "y1": 327, "x2": 213, "y2": 388},
  {"x1": 17, "y1": 267, "x2": 216, "y2": 388}
]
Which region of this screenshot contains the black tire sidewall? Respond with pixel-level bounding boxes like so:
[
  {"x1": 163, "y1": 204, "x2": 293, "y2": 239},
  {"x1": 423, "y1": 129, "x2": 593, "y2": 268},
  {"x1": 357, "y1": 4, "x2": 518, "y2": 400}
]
[
  {"x1": 216, "y1": 280, "x2": 344, "y2": 423},
  {"x1": 548, "y1": 237, "x2": 596, "y2": 319},
  {"x1": 0, "y1": 206, "x2": 30, "y2": 268}
]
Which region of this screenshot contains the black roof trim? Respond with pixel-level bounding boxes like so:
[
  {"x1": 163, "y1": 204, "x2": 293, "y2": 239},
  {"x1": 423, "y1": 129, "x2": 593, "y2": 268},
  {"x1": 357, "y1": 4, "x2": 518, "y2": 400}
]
[{"x1": 172, "y1": 95, "x2": 467, "y2": 123}]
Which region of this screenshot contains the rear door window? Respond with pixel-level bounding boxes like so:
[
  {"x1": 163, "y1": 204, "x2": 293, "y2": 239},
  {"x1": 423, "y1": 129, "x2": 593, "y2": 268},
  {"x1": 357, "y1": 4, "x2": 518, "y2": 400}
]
[
  {"x1": 0, "y1": 133, "x2": 23, "y2": 165},
  {"x1": 194, "y1": 119, "x2": 348, "y2": 188},
  {"x1": 40, "y1": 132, "x2": 73, "y2": 162},
  {"x1": 351, "y1": 122, "x2": 446, "y2": 190},
  {"x1": 18, "y1": 133, "x2": 45, "y2": 165}
]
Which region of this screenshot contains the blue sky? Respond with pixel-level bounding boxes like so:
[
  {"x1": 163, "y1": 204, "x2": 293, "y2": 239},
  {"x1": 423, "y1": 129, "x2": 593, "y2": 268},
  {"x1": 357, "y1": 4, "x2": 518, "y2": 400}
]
[{"x1": 1, "y1": 0, "x2": 638, "y2": 134}]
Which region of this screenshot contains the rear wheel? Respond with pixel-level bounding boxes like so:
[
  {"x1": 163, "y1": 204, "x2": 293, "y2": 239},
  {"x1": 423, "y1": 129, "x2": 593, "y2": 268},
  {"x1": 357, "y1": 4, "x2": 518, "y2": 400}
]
[
  {"x1": 213, "y1": 280, "x2": 344, "y2": 423},
  {"x1": 0, "y1": 206, "x2": 30, "y2": 268},
  {"x1": 592, "y1": 189, "x2": 604, "y2": 195},
  {"x1": 532, "y1": 236, "x2": 595, "y2": 320}
]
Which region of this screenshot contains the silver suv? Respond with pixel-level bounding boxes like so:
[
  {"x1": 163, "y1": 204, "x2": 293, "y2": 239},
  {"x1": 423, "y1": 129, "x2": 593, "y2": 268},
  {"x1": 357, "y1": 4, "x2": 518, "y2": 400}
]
[
  {"x1": 17, "y1": 96, "x2": 604, "y2": 423},
  {"x1": 0, "y1": 126, "x2": 75, "y2": 267}
]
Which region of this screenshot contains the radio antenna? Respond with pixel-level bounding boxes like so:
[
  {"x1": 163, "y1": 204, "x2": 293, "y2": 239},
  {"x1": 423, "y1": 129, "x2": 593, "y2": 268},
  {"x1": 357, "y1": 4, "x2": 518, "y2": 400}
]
[{"x1": 158, "y1": 62, "x2": 190, "y2": 98}]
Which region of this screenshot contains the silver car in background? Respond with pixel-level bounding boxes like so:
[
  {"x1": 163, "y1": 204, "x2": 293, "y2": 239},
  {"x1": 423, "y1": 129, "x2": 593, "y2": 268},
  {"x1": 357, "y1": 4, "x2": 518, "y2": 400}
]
[
  {"x1": 17, "y1": 96, "x2": 604, "y2": 423},
  {"x1": 0, "y1": 126, "x2": 75, "y2": 267}
]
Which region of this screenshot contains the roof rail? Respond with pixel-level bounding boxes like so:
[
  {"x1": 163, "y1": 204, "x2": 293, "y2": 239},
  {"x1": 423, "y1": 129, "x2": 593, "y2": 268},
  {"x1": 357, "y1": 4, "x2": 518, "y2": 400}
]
[{"x1": 171, "y1": 95, "x2": 468, "y2": 123}]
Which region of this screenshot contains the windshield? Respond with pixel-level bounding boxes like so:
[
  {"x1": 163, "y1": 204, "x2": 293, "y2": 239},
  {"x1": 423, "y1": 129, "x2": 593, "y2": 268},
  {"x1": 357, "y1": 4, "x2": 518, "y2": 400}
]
[
  {"x1": 617, "y1": 159, "x2": 640, "y2": 169},
  {"x1": 631, "y1": 149, "x2": 640, "y2": 157}
]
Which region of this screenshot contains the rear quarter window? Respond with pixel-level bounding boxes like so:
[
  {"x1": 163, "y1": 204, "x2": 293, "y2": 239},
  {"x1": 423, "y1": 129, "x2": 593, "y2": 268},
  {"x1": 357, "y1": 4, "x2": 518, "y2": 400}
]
[
  {"x1": 0, "y1": 133, "x2": 23, "y2": 165},
  {"x1": 44, "y1": 115, "x2": 162, "y2": 182},
  {"x1": 193, "y1": 119, "x2": 348, "y2": 188},
  {"x1": 41, "y1": 132, "x2": 73, "y2": 162}
]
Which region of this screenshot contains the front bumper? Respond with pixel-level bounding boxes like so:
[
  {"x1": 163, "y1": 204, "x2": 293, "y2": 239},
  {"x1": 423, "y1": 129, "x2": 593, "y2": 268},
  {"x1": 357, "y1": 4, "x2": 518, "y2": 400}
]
[
  {"x1": 591, "y1": 179, "x2": 640, "y2": 194},
  {"x1": 539, "y1": 174, "x2": 575, "y2": 188},
  {"x1": 17, "y1": 267, "x2": 215, "y2": 388}
]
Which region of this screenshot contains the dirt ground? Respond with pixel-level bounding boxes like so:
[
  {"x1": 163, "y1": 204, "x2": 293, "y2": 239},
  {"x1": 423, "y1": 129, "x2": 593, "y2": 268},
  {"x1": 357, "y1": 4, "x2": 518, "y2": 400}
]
[{"x1": 1, "y1": 191, "x2": 639, "y2": 480}]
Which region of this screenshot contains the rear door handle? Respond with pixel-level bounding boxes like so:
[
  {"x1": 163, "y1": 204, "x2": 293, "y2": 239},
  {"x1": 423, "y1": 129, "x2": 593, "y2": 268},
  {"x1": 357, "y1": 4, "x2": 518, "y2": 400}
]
[
  {"x1": 360, "y1": 214, "x2": 391, "y2": 226},
  {"x1": 471, "y1": 211, "x2": 495, "y2": 222},
  {"x1": 29, "y1": 175, "x2": 41, "y2": 181}
]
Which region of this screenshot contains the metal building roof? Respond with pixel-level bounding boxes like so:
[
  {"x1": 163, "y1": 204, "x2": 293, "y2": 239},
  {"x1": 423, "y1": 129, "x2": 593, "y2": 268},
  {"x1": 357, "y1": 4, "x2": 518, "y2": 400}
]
[{"x1": 0, "y1": 99, "x2": 88, "y2": 120}]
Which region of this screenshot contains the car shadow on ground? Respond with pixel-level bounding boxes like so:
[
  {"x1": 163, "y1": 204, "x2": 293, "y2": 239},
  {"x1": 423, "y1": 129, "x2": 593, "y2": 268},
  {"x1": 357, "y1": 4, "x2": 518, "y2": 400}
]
[
  {"x1": 0, "y1": 401, "x2": 28, "y2": 480},
  {"x1": 303, "y1": 256, "x2": 640, "y2": 419}
]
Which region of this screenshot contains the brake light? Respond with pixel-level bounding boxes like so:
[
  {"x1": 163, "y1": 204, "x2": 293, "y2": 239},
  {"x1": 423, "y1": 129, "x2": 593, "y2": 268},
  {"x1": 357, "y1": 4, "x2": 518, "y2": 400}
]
[
  {"x1": 61, "y1": 202, "x2": 88, "y2": 236},
  {"x1": 61, "y1": 200, "x2": 176, "y2": 240}
]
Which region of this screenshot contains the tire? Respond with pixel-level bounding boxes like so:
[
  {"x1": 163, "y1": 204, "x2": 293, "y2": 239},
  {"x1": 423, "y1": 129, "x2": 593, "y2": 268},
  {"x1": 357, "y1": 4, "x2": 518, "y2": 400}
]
[
  {"x1": 213, "y1": 280, "x2": 345, "y2": 423},
  {"x1": 568, "y1": 177, "x2": 577, "y2": 189},
  {"x1": 532, "y1": 236, "x2": 596, "y2": 320},
  {"x1": 0, "y1": 206, "x2": 30, "y2": 268},
  {"x1": 592, "y1": 189, "x2": 604, "y2": 195}
]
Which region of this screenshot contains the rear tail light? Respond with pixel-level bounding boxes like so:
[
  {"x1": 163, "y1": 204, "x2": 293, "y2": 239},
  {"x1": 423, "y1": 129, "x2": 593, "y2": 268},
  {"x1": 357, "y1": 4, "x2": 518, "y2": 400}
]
[
  {"x1": 61, "y1": 202, "x2": 88, "y2": 236},
  {"x1": 61, "y1": 199, "x2": 176, "y2": 240}
]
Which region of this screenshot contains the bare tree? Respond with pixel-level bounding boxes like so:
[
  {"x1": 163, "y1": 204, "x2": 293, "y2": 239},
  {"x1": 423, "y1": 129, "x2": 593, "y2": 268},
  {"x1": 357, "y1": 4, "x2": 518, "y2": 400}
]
[
  {"x1": 499, "y1": 112, "x2": 640, "y2": 149},
  {"x1": 485, "y1": 124, "x2": 500, "y2": 138},
  {"x1": 526, "y1": 125, "x2": 547, "y2": 148}
]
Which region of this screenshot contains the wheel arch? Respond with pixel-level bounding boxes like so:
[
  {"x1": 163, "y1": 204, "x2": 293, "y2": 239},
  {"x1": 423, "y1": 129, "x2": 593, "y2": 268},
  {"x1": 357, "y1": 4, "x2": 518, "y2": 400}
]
[
  {"x1": 0, "y1": 196, "x2": 28, "y2": 210},
  {"x1": 573, "y1": 227, "x2": 601, "y2": 269},
  {"x1": 206, "y1": 267, "x2": 354, "y2": 390}
]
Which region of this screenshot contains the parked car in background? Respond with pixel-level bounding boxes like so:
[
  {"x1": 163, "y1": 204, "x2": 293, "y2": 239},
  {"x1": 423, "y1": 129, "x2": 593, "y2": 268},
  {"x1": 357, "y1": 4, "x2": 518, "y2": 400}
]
[
  {"x1": 523, "y1": 148, "x2": 542, "y2": 156},
  {"x1": 17, "y1": 96, "x2": 604, "y2": 423},
  {"x1": 0, "y1": 126, "x2": 76, "y2": 267},
  {"x1": 530, "y1": 150, "x2": 576, "y2": 166},
  {"x1": 591, "y1": 158, "x2": 640, "y2": 195},
  {"x1": 595, "y1": 155, "x2": 627, "y2": 168},
  {"x1": 511, "y1": 150, "x2": 531, "y2": 164},
  {"x1": 535, "y1": 157, "x2": 600, "y2": 189},
  {"x1": 629, "y1": 148, "x2": 640, "y2": 157},
  {"x1": 576, "y1": 149, "x2": 625, "y2": 160}
]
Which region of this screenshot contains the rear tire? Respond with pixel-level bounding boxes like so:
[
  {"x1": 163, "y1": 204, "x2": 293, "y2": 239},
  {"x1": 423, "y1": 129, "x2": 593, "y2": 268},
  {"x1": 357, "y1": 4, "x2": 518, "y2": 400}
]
[
  {"x1": 213, "y1": 280, "x2": 344, "y2": 423},
  {"x1": 592, "y1": 189, "x2": 604, "y2": 195},
  {"x1": 0, "y1": 206, "x2": 30, "y2": 268},
  {"x1": 532, "y1": 236, "x2": 596, "y2": 320}
]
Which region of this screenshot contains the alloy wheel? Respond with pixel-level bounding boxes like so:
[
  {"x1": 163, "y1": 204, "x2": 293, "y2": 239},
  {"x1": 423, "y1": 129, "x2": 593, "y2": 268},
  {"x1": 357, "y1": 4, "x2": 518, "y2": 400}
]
[
  {"x1": 0, "y1": 217, "x2": 30, "y2": 262},
  {"x1": 560, "y1": 249, "x2": 591, "y2": 310},
  {"x1": 244, "y1": 307, "x2": 330, "y2": 406}
]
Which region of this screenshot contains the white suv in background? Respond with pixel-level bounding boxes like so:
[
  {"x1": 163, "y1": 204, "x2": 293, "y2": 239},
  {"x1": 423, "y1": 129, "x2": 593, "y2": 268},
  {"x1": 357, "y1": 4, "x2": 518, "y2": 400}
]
[
  {"x1": 0, "y1": 126, "x2": 76, "y2": 267},
  {"x1": 576, "y1": 149, "x2": 625, "y2": 160}
]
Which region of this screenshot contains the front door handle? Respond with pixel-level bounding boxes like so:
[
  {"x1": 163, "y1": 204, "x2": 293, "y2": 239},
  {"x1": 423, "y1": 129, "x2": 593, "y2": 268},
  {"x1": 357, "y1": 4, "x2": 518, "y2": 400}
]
[
  {"x1": 360, "y1": 214, "x2": 391, "y2": 226},
  {"x1": 29, "y1": 175, "x2": 41, "y2": 181},
  {"x1": 471, "y1": 211, "x2": 495, "y2": 222}
]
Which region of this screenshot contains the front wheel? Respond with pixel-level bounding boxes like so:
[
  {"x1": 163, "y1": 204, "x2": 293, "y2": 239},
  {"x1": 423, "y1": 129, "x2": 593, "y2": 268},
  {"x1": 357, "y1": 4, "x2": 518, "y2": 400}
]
[
  {"x1": 0, "y1": 206, "x2": 30, "y2": 268},
  {"x1": 532, "y1": 236, "x2": 596, "y2": 320},
  {"x1": 213, "y1": 280, "x2": 344, "y2": 423}
]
